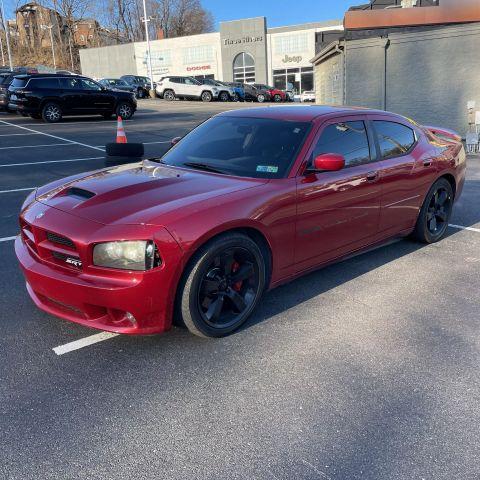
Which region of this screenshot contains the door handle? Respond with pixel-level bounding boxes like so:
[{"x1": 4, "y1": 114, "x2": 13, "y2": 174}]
[
  {"x1": 366, "y1": 171, "x2": 379, "y2": 181},
  {"x1": 423, "y1": 159, "x2": 433, "y2": 167}
]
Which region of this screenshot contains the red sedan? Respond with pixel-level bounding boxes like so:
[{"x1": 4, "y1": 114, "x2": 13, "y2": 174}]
[{"x1": 16, "y1": 106, "x2": 466, "y2": 337}]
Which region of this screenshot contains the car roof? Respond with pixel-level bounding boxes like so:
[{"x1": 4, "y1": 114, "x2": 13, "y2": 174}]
[
  {"x1": 14, "y1": 73, "x2": 88, "y2": 79},
  {"x1": 219, "y1": 105, "x2": 404, "y2": 122}
]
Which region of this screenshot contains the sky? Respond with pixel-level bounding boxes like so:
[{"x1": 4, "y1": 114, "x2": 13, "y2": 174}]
[{"x1": 2, "y1": 0, "x2": 360, "y2": 24}]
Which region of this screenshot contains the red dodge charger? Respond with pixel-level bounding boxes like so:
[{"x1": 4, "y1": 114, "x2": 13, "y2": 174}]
[{"x1": 16, "y1": 106, "x2": 466, "y2": 337}]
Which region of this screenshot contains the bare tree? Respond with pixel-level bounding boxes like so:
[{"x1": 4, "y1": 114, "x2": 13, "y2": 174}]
[{"x1": 170, "y1": 0, "x2": 213, "y2": 38}]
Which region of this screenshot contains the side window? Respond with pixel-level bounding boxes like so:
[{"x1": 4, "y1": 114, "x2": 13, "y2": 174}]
[
  {"x1": 80, "y1": 79, "x2": 102, "y2": 91},
  {"x1": 373, "y1": 121, "x2": 416, "y2": 159},
  {"x1": 38, "y1": 78, "x2": 60, "y2": 89},
  {"x1": 60, "y1": 77, "x2": 81, "y2": 89},
  {"x1": 313, "y1": 121, "x2": 372, "y2": 167}
]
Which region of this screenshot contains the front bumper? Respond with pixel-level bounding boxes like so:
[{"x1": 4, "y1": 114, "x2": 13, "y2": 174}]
[{"x1": 15, "y1": 204, "x2": 184, "y2": 335}]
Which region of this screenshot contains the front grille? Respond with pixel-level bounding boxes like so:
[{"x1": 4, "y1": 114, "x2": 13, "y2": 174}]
[
  {"x1": 51, "y1": 251, "x2": 82, "y2": 268},
  {"x1": 47, "y1": 231, "x2": 75, "y2": 249}
]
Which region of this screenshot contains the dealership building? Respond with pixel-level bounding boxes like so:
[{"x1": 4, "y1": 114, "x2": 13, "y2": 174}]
[{"x1": 79, "y1": 17, "x2": 343, "y2": 94}]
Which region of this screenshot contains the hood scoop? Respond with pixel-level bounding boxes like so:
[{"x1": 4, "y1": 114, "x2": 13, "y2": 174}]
[{"x1": 65, "y1": 187, "x2": 96, "y2": 200}]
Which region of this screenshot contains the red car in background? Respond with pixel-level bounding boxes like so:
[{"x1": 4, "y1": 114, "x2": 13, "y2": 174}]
[
  {"x1": 16, "y1": 106, "x2": 466, "y2": 338},
  {"x1": 253, "y1": 83, "x2": 286, "y2": 102}
]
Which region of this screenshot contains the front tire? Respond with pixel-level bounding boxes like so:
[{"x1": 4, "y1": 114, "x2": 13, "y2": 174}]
[
  {"x1": 218, "y1": 91, "x2": 229, "y2": 102},
  {"x1": 257, "y1": 94, "x2": 266, "y2": 103},
  {"x1": 273, "y1": 94, "x2": 282, "y2": 102},
  {"x1": 42, "y1": 102, "x2": 62, "y2": 123},
  {"x1": 413, "y1": 178, "x2": 453, "y2": 243},
  {"x1": 116, "y1": 102, "x2": 134, "y2": 120},
  {"x1": 178, "y1": 233, "x2": 265, "y2": 338}
]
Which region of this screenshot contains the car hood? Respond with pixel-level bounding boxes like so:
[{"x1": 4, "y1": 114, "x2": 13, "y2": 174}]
[{"x1": 36, "y1": 160, "x2": 267, "y2": 226}]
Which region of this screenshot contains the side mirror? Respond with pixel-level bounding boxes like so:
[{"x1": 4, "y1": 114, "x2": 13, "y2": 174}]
[
  {"x1": 171, "y1": 136, "x2": 182, "y2": 147},
  {"x1": 312, "y1": 153, "x2": 345, "y2": 172}
]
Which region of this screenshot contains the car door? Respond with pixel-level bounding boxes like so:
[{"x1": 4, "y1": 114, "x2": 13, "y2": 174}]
[
  {"x1": 368, "y1": 115, "x2": 436, "y2": 236},
  {"x1": 58, "y1": 77, "x2": 84, "y2": 113},
  {"x1": 79, "y1": 78, "x2": 115, "y2": 113},
  {"x1": 183, "y1": 77, "x2": 201, "y2": 98},
  {"x1": 295, "y1": 116, "x2": 382, "y2": 272}
]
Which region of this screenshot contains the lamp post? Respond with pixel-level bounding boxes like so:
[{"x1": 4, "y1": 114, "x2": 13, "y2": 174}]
[
  {"x1": 0, "y1": 31, "x2": 5, "y2": 66},
  {"x1": 0, "y1": 0, "x2": 12, "y2": 70},
  {"x1": 41, "y1": 24, "x2": 56, "y2": 70},
  {"x1": 141, "y1": 0, "x2": 154, "y2": 94}
]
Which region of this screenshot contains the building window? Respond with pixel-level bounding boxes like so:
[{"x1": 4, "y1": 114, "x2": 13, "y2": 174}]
[
  {"x1": 274, "y1": 33, "x2": 308, "y2": 55},
  {"x1": 273, "y1": 66, "x2": 313, "y2": 94},
  {"x1": 233, "y1": 52, "x2": 255, "y2": 83},
  {"x1": 183, "y1": 45, "x2": 214, "y2": 64},
  {"x1": 149, "y1": 50, "x2": 171, "y2": 67}
]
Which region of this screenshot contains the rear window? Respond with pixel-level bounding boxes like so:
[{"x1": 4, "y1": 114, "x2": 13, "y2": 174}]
[
  {"x1": 28, "y1": 78, "x2": 61, "y2": 89},
  {"x1": 373, "y1": 121, "x2": 416, "y2": 159},
  {"x1": 10, "y1": 78, "x2": 28, "y2": 88}
]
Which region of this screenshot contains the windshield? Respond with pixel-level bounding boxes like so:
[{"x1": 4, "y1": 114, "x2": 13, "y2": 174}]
[{"x1": 160, "y1": 116, "x2": 310, "y2": 179}]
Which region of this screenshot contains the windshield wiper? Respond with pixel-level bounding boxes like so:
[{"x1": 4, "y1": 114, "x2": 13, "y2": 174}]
[{"x1": 182, "y1": 162, "x2": 226, "y2": 174}]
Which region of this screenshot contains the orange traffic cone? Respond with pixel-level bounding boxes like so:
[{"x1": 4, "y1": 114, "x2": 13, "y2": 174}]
[{"x1": 116, "y1": 116, "x2": 127, "y2": 143}]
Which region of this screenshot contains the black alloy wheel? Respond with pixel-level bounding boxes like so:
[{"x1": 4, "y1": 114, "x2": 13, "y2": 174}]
[
  {"x1": 413, "y1": 178, "x2": 453, "y2": 243},
  {"x1": 179, "y1": 233, "x2": 266, "y2": 337},
  {"x1": 273, "y1": 94, "x2": 282, "y2": 102}
]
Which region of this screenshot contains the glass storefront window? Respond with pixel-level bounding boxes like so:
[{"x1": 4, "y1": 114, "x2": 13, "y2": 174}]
[
  {"x1": 273, "y1": 66, "x2": 314, "y2": 94},
  {"x1": 233, "y1": 52, "x2": 256, "y2": 83}
]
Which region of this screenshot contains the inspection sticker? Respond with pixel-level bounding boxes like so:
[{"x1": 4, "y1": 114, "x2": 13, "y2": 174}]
[{"x1": 256, "y1": 165, "x2": 278, "y2": 173}]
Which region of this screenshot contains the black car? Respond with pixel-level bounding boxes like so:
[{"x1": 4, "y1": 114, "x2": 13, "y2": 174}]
[
  {"x1": 242, "y1": 83, "x2": 271, "y2": 103},
  {"x1": 99, "y1": 78, "x2": 136, "y2": 94},
  {"x1": 0, "y1": 71, "x2": 15, "y2": 112},
  {"x1": 120, "y1": 75, "x2": 156, "y2": 99},
  {"x1": 8, "y1": 74, "x2": 137, "y2": 123}
]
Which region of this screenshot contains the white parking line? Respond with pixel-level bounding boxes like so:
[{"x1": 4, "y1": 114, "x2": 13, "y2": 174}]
[
  {"x1": 0, "y1": 187, "x2": 35, "y2": 194},
  {"x1": 0, "y1": 132, "x2": 42, "y2": 137},
  {"x1": 449, "y1": 224, "x2": 480, "y2": 233},
  {"x1": 0, "y1": 143, "x2": 74, "y2": 150},
  {"x1": 0, "y1": 236, "x2": 17, "y2": 242},
  {"x1": 0, "y1": 156, "x2": 104, "y2": 168},
  {"x1": 52, "y1": 332, "x2": 120, "y2": 355},
  {"x1": 0, "y1": 119, "x2": 105, "y2": 152}
]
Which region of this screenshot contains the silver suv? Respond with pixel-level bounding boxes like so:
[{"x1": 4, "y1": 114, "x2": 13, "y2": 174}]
[{"x1": 156, "y1": 76, "x2": 220, "y2": 102}]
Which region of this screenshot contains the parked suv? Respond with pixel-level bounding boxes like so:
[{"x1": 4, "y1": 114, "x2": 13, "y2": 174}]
[
  {"x1": 120, "y1": 75, "x2": 155, "y2": 98},
  {"x1": 253, "y1": 83, "x2": 286, "y2": 102},
  {"x1": 0, "y1": 71, "x2": 15, "y2": 112},
  {"x1": 99, "y1": 78, "x2": 136, "y2": 94},
  {"x1": 243, "y1": 83, "x2": 271, "y2": 103},
  {"x1": 198, "y1": 78, "x2": 235, "y2": 101},
  {"x1": 156, "y1": 76, "x2": 220, "y2": 102},
  {"x1": 8, "y1": 74, "x2": 137, "y2": 123}
]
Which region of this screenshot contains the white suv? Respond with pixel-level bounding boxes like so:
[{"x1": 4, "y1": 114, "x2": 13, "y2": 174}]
[{"x1": 156, "y1": 76, "x2": 220, "y2": 102}]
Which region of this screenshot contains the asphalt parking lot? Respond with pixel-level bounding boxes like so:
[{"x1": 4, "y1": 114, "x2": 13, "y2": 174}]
[{"x1": 1, "y1": 100, "x2": 479, "y2": 480}]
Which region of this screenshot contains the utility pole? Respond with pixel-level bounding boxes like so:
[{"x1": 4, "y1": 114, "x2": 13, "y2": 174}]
[
  {"x1": 41, "y1": 24, "x2": 56, "y2": 70},
  {"x1": 141, "y1": 0, "x2": 154, "y2": 94},
  {"x1": 0, "y1": 0, "x2": 12, "y2": 70},
  {"x1": 0, "y1": 32, "x2": 5, "y2": 66}
]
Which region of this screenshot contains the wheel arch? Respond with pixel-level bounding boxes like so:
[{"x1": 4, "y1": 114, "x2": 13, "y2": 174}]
[
  {"x1": 171, "y1": 224, "x2": 274, "y2": 328},
  {"x1": 439, "y1": 173, "x2": 457, "y2": 199}
]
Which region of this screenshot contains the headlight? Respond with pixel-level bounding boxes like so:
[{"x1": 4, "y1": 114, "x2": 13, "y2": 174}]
[{"x1": 93, "y1": 240, "x2": 159, "y2": 271}]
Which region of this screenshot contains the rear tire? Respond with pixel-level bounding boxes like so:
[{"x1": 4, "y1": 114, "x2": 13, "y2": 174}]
[
  {"x1": 163, "y1": 89, "x2": 175, "y2": 101},
  {"x1": 137, "y1": 88, "x2": 144, "y2": 99},
  {"x1": 178, "y1": 233, "x2": 265, "y2": 338},
  {"x1": 42, "y1": 102, "x2": 62, "y2": 123},
  {"x1": 257, "y1": 94, "x2": 265, "y2": 103},
  {"x1": 201, "y1": 91, "x2": 213, "y2": 102},
  {"x1": 412, "y1": 178, "x2": 453, "y2": 244}
]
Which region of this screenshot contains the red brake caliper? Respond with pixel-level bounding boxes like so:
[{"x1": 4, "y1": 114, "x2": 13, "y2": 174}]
[{"x1": 231, "y1": 261, "x2": 242, "y2": 291}]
